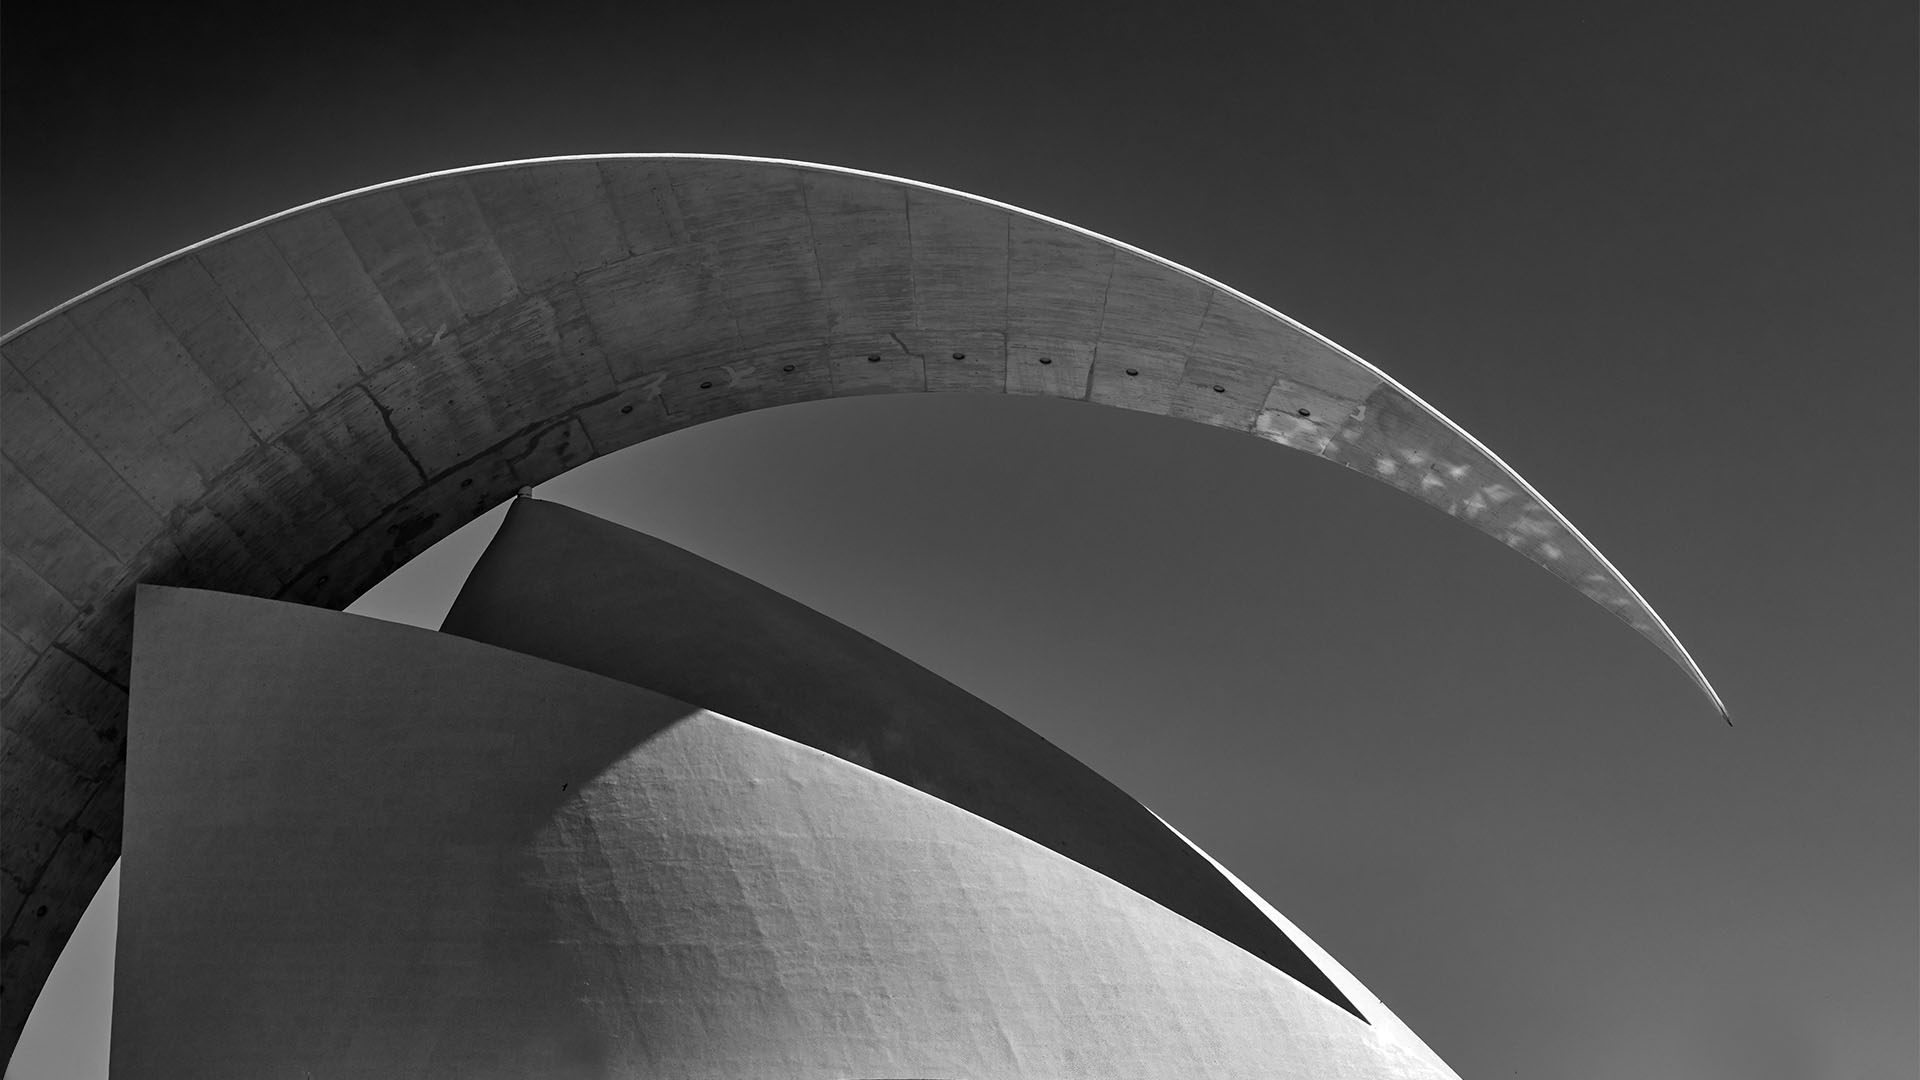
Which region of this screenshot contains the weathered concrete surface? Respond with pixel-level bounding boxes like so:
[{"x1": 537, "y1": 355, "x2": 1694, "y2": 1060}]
[
  {"x1": 442, "y1": 498, "x2": 1359, "y2": 1016},
  {"x1": 0, "y1": 155, "x2": 1722, "y2": 1046},
  {"x1": 115, "y1": 587, "x2": 1458, "y2": 1078}
]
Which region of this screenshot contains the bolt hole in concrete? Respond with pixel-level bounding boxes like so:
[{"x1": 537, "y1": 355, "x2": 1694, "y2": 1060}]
[
  {"x1": 699, "y1": 381, "x2": 713, "y2": 389},
  {"x1": 1125, "y1": 368, "x2": 1139, "y2": 376},
  {"x1": 1298, "y1": 408, "x2": 1312, "y2": 417},
  {"x1": 952, "y1": 352, "x2": 966, "y2": 360},
  {"x1": 867, "y1": 353, "x2": 881, "y2": 362},
  {"x1": 1038, "y1": 356, "x2": 1052, "y2": 365},
  {"x1": 460, "y1": 478, "x2": 473, "y2": 488},
  {"x1": 1213, "y1": 384, "x2": 1226, "y2": 393},
  {"x1": 782, "y1": 364, "x2": 795, "y2": 373},
  {"x1": 620, "y1": 404, "x2": 634, "y2": 414}
]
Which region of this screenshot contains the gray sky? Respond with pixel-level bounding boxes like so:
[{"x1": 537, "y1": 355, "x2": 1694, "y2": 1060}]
[{"x1": 5, "y1": 3, "x2": 1915, "y2": 1077}]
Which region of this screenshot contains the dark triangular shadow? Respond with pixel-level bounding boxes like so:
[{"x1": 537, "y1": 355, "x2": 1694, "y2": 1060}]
[{"x1": 439, "y1": 499, "x2": 1362, "y2": 1019}]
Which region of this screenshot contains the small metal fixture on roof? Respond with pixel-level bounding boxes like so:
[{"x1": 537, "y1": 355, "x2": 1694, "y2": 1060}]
[{"x1": 516, "y1": 487, "x2": 534, "y2": 499}]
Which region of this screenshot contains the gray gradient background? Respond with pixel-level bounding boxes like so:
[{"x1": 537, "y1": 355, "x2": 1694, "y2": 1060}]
[{"x1": 4, "y1": 3, "x2": 1914, "y2": 1077}]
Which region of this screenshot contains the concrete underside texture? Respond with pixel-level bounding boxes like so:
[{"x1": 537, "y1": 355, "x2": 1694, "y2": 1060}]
[
  {"x1": 0, "y1": 155, "x2": 1720, "y2": 1046},
  {"x1": 116, "y1": 586, "x2": 1457, "y2": 1078},
  {"x1": 441, "y1": 498, "x2": 1362, "y2": 1018}
]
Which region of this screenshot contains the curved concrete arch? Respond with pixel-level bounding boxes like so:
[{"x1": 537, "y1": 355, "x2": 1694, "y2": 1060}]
[{"x1": 0, "y1": 154, "x2": 1721, "y2": 1050}]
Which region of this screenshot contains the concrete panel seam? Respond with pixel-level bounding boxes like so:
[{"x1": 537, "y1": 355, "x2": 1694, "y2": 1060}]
[
  {"x1": 182, "y1": 252, "x2": 329, "y2": 416},
  {"x1": 254, "y1": 230, "x2": 374, "y2": 378},
  {"x1": 54, "y1": 767, "x2": 123, "y2": 841},
  {"x1": 566, "y1": 407, "x2": 602, "y2": 460},
  {"x1": 165, "y1": 322, "x2": 275, "y2": 454},
  {"x1": 567, "y1": 279, "x2": 628, "y2": 395},
  {"x1": 356, "y1": 386, "x2": 429, "y2": 485},
  {"x1": 0, "y1": 761, "x2": 103, "y2": 942},
  {"x1": 797, "y1": 173, "x2": 836, "y2": 382},
  {"x1": 76, "y1": 286, "x2": 273, "y2": 461},
  {"x1": 1180, "y1": 289, "x2": 1218, "y2": 392},
  {"x1": 1250, "y1": 330, "x2": 1305, "y2": 437},
  {"x1": 580, "y1": 164, "x2": 635, "y2": 263},
  {"x1": 5, "y1": 330, "x2": 187, "y2": 521},
  {"x1": 902, "y1": 187, "x2": 922, "y2": 339},
  {"x1": 1084, "y1": 243, "x2": 1121, "y2": 397},
  {"x1": 1001, "y1": 213, "x2": 1016, "y2": 394},
  {"x1": 886, "y1": 331, "x2": 930, "y2": 393},
  {"x1": 50, "y1": 644, "x2": 128, "y2": 695},
  {"x1": 0, "y1": 447, "x2": 133, "y2": 602},
  {"x1": 657, "y1": 167, "x2": 748, "y2": 370}
]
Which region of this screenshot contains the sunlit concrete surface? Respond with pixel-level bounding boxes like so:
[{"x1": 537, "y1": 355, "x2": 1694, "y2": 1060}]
[
  {"x1": 114, "y1": 586, "x2": 1457, "y2": 1078},
  {"x1": 442, "y1": 497, "x2": 1357, "y2": 1015},
  {"x1": 0, "y1": 155, "x2": 1722, "y2": 1046}
]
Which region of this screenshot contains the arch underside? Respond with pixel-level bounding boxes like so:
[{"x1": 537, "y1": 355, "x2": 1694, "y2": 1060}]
[{"x1": 0, "y1": 155, "x2": 1718, "y2": 1050}]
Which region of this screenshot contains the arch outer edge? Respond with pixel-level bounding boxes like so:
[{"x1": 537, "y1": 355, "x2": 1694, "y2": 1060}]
[{"x1": 0, "y1": 153, "x2": 1727, "y2": 717}]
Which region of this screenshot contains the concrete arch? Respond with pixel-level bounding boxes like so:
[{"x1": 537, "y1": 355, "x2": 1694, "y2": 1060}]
[{"x1": 0, "y1": 155, "x2": 1722, "y2": 1049}]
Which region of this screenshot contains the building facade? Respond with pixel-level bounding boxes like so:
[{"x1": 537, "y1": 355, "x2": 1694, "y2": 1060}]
[{"x1": 1, "y1": 156, "x2": 1722, "y2": 1061}]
